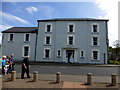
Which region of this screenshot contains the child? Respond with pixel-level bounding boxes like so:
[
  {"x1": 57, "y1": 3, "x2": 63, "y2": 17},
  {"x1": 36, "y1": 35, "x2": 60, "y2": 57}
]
[{"x1": 4, "y1": 65, "x2": 9, "y2": 75}]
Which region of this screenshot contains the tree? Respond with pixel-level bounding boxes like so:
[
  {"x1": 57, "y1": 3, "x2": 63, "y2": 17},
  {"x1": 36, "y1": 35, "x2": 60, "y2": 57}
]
[{"x1": 113, "y1": 40, "x2": 120, "y2": 54}]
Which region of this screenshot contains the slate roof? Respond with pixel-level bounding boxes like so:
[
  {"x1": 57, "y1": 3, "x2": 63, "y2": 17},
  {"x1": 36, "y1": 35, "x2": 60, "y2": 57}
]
[
  {"x1": 37, "y1": 18, "x2": 109, "y2": 22},
  {"x1": 2, "y1": 27, "x2": 38, "y2": 33}
]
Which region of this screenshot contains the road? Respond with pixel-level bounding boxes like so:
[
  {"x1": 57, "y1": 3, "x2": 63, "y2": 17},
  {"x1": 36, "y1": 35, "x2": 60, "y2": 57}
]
[{"x1": 14, "y1": 64, "x2": 119, "y2": 76}]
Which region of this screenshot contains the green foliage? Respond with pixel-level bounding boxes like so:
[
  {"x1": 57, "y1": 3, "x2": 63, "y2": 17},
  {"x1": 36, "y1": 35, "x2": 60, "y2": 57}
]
[{"x1": 108, "y1": 60, "x2": 120, "y2": 65}]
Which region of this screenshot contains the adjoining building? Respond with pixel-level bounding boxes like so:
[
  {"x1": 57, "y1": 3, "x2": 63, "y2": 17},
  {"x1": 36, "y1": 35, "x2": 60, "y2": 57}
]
[{"x1": 2, "y1": 18, "x2": 109, "y2": 64}]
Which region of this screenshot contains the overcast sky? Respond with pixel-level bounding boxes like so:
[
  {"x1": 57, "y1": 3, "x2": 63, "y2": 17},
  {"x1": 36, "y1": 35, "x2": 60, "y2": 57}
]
[{"x1": 0, "y1": 0, "x2": 119, "y2": 47}]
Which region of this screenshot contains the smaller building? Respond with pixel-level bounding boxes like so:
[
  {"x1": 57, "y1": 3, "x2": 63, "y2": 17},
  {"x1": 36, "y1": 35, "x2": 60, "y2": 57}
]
[{"x1": 2, "y1": 27, "x2": 38, "y2": 61}]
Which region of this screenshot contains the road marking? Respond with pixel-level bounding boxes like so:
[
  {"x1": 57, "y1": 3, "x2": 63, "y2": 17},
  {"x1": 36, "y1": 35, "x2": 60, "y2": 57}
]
[{"x1": 59, "y1": 67, "x2": 67, "y2": 68}]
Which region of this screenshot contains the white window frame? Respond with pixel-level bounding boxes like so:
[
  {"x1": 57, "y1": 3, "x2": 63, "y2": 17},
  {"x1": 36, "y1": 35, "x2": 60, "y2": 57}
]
[
  {"x1": 57, "y1": 49, "x2": 61, "y2": 57},
  {"x1": 22, "y1": 45, "x2": 30, "y2": 57},
  {"x1": 80, "y1": 50, "x2": 85, "y2": 57},
  {"x1": 8, "y1": 33, "x2": 14, "y2": 41},
  {"x1": 67, "y1": 23, "x2": 75, "y2": 32},
  {"x1": 91, "y1": 49, "x2": 100, "y2": 60},
  {"x1": 91, "y1": 23, "x2": 99, "y2": 33},
  {"x1": 44, "y1": 35, "x2": 52, "y2": 45},
  {"x1": 44, "y1": 48, "x2": 51, "y2": 58},
  {"x1": 67, "y1": 35, "x2": 75, "y2": 45},
  {"x1": 24, "y1": 33, "x2": 30, "y2": 42},
  {"x1": 45, "y1": 23, "x2": 52, "y2": 32},
  {"x1": 91, "y1": 35, "x2": 99, "y2": 46}
]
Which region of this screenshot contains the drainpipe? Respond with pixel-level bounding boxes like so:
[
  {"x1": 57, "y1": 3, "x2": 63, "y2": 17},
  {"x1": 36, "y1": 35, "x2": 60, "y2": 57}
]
[{"x1": 34, "y1": 30, "x2": 38, "y2": 62}]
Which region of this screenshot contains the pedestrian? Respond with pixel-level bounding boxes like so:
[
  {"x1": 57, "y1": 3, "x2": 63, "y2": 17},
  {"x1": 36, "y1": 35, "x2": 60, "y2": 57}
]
[
  {"x1": 9, "y1": 54, "x2": 15, "y2": 71},
  {"x1": 21, "y1": 55, "x2": 31, "y2": 79},
  {"x1": 2, "y1": 55, "x2": 6, "y2": 74}
]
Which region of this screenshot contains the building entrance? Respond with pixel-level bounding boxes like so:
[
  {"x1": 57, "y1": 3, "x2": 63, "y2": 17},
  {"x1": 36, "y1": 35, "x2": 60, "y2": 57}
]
[{"x1": 66, "y1": 50, "x2": 74, "y2": 63}]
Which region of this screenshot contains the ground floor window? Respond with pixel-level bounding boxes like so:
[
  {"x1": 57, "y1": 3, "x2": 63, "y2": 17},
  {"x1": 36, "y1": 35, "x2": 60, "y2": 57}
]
[
  {"x1": 23, "y1": 45, "x2": 30, "y2": 57},
  {"x1": 92, "y1": 50, "x2": 99, "y2": 60},
  {"x1": 44, "y1": 48, "x2": 51, "y2": 58},
  {"x1": 57, "y1": 50, "x2": 61, "y2": 56},
  {"x1": 80, "y1": 50, "x2": 85, "y2": 57}
]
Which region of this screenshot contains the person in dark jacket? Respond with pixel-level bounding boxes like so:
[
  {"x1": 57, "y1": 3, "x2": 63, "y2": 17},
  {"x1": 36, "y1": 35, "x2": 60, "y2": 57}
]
[{"x1": 21, "y1": 56, "x2": 31, "y2": 79}]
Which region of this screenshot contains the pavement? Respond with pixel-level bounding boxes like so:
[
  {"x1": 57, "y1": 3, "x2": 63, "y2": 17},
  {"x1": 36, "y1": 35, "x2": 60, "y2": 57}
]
[
  {"x1": 5, "y1": 73, "x2": 119, "y2": 83},
  {"x1": 1, "y1": 73, "x2": 120, "y2": 89}
]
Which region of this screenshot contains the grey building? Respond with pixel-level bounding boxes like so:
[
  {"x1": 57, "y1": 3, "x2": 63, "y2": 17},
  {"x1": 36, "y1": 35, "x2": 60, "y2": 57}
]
[
  {"x1": 2, "y1": 18, "x2": 109, "y2": 64},
  {"x1": 2, "y1": 27, "x2": 38, "y2": 61}
]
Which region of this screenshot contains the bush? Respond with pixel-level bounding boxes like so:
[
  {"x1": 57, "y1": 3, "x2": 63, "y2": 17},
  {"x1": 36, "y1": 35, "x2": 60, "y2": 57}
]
[{"x1": 108, "y1": 60, "x2": 120, "y2": 65}]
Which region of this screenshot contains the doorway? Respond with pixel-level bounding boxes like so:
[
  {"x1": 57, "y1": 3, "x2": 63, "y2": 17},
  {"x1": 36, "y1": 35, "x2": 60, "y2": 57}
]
[{"x1": 66, "y1": 50, "x2": 74, "y2": 63}]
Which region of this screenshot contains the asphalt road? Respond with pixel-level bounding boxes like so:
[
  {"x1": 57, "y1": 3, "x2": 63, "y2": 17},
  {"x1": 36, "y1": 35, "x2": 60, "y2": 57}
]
[{"x1": 14, "y1": 64, "x2": 119, "y2": 76}]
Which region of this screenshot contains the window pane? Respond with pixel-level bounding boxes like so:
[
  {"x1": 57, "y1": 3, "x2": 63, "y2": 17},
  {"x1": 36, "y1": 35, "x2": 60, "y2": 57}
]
[
  {"x1": 45, "y1": 49, "x2": 49, "y2": 58},
  {"x1": 47, "y1": 25, "x2": 51, "y2": 32},
  {"x1": 81, "y1": 51, "x2": 84, "y2": 57},
  {"x1": 69, "y1": 37, "x2": 73, "y2": 45},
  {"x1": 46, "y1": 37, "x2": 50, "y2": 44},
  {"x1": 93, "y1": 37, "x2": 98, "y2": 45},
  {"x1": 10, "y1": 34, "x2": 13, "y2": 41},
  {"x1": 93, "y1": 25, "x2": 97, "y2": 32},
  {"x1": 93, "y1": 51, "x2": 98, "y2": 59},
  {"x1": 69, "y1": 25, "x2": 73, "y2": 32},
  {"x1": 24, "y1": 47, "x2": 29, "y2": 56},
  {"x1": 25, "y1": 34, "x2": 29, "y2": 41},
  {"x1": 58, "y1": 50, "x2": 60, "y2": 56}
]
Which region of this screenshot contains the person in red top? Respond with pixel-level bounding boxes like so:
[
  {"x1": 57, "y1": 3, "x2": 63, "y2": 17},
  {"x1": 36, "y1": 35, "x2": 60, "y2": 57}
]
[{"x1": 21, "y1": 55, "x2": 31, "y2": 79}]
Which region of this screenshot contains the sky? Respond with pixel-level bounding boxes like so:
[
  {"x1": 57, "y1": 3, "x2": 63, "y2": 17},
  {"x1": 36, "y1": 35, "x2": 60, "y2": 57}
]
[{"x1": 0, "y1": 0, "x2": 119, "y2": 47}]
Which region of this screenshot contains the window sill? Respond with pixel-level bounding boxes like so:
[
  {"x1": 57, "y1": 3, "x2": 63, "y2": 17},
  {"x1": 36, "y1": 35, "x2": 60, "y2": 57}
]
[
  {"x1": 24, "y1": 41, "x2": 30, "y2": 43},
  {"x1": 91, "y1": 45, "x2": 100, "y2": 47},
  {"x1": 44, "y1": 44, "x2": 51, "y2": 46},
  {"x1": 67, "y1": 32, "x2": 75, "y2": 33},
  {"x1": 57, "y1": 56, "x2": 61, "y2": 58},
  {"x1": 67, "y1": 44, "x2": 75, "y2": 46},
  {"x1": 8, "y1": 41, "x2": 14, "y2": 43},
  {"x1": 80, "y1": 57, "x2": 85, "y2": 59},
  {"x1": 91, "y1": 59, "x2": 100, "y2": 61},
  {"x1": 43, "y1": 57, "x2": 51, "y2": 59},
  {"x1": 45, "y1": 32, "x2": 52, "y2": 33},
  {"x1": 91, "y1": 32, "x2": 99, "y2": 34}
]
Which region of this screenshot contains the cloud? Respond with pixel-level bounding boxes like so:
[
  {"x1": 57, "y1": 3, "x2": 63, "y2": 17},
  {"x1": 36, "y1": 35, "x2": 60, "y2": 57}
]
[
  {"x1": 0, "y1": 24, "x2": 13, "y2": 31},
  {"x1": 26, "y1": 6, "x2": 38, "y2": 14},
  {"x1": 94, "y1": 0, "x2": 119, "y2": 46},
  {"x1": 37, "y1": 4, "x2": 58, "y2": 18},
  {"x1": 0, "y1": 11, "x2": 30, "y2": 24},
  {"x1": 0, "y1": 24, "x2": 13, "y2": 44}
]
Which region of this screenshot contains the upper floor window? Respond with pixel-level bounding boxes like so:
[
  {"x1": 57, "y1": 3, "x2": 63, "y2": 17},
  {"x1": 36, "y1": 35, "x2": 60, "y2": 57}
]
[
  {"x1": 45, "y1": 23, "x2": 52, "y2": 32},
  {"x1": 67, "y1": 35, "x2": 75, "y2": 45},
  {"x1": 8, "y1": 33, "x2": 14, "y2": 41},
  {"x1": 93, "y1": 37, "x2": 98, "y2": 46},
  {"x1": 68, "y1": 23, "x2": 75, "y2": 32},
  {"x1": 92, "y1": 50, "x2": 99, "y2": 60},
  {"x1": 92, "y1": 36, "x2": 99, "y2": 46},
  {"x1": 91, "y1": 23, "x2": 99, "y2": 33},
  {"x1": 45, "y1": 35, "x2": 51, "y2": 45},
  {"x1": 24, "y1": 33, "x2": 30, "y2": 42}
]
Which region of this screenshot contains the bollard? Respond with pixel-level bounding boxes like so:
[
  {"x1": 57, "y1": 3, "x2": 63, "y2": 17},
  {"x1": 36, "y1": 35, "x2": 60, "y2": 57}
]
[
  {"x1": 87, "y1": 73, "x2": 92, "y2": 85},
  {"x1": 11, "y1": 71, "x2": 16, "y2": 81},
  {"x1": 111, "y1": 74, "x2": 116, "y2": 86},
  {"x1": 56, "y1": 72, "x2": 61, "y2": 83},
  {"x1": 33, "y1": 71, "x2": 38, "y2": 82}
]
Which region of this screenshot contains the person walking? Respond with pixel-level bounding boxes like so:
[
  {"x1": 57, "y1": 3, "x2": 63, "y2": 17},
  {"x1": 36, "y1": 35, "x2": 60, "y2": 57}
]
[
  {"x1": 2, "y1": 55, "x2": 6, "y2": 74},
  {"x1": 21, "y1": 55, "x2": 31, "y2": 79}
]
